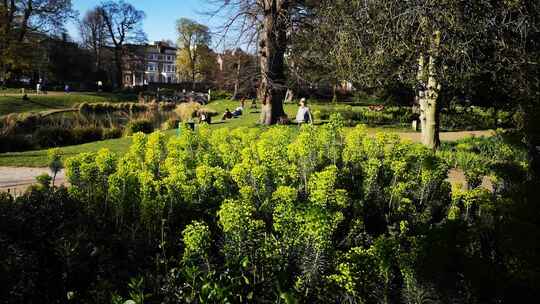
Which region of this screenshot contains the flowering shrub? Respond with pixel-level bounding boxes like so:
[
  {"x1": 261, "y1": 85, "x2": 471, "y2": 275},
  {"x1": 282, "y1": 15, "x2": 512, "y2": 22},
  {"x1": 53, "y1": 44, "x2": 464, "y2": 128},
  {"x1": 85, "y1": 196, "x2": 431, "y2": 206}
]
[
  {"x1": 58, "y1": 116, "x2": 472, "y2": 302},
  {"x1": 3, "y1": 114, "x2": 523, "y2": 303}
]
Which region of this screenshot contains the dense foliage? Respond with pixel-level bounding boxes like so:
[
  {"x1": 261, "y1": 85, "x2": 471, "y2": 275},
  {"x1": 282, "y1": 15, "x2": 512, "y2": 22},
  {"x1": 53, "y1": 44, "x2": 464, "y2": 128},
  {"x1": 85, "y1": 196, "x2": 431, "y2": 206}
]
[
  {"x1": 315, "y1": 106, "x2": 514, "y2": 131},
  {"x1": 0, "y1": 125, "x2": 123, "y2": 153},
  {"x1": 0, "y1": 102, "x2": 179, "y2": 152},
  {"x1": 1, "y1": 117, "x2": 538, "y2": 303}
]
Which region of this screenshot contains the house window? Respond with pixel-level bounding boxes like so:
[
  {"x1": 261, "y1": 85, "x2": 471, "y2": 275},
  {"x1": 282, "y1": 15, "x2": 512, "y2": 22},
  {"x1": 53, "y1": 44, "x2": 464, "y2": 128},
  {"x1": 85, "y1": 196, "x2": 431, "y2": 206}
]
[
  {"x1": 147, "y1": 62, "x2": 158, "y2": 72},
  {"x1": 162, "y1": 64, "x2": 173, "y2": 73}
]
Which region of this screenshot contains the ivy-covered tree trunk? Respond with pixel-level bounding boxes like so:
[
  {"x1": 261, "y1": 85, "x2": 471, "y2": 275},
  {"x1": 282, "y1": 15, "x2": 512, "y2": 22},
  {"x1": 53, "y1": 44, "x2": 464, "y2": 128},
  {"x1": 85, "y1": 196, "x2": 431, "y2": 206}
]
[
  {"x1": 417, "y1": 31, "x2": 441, "y2": 149},
  {"x1": 258, "y1": 0, "x2": 288, "y2": 125}
]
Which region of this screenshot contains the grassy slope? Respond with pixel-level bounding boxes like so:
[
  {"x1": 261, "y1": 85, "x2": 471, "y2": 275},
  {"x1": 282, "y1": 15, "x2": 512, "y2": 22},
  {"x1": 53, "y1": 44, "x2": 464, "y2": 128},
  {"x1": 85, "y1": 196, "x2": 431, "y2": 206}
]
[
  {"x1": 0, "y1": 92, "x2": 135, "y2": 116},
  {"x1": 0, "y1": 100, "x2": 413, "y2": 167}
]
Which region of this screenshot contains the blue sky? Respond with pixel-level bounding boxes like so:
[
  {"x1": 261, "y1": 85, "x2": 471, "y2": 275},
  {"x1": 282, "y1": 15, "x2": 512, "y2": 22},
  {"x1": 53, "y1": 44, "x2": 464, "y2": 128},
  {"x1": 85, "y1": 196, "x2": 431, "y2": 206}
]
[{"x1": 67, "y1": 0, "x2": 223, "y2": 45}]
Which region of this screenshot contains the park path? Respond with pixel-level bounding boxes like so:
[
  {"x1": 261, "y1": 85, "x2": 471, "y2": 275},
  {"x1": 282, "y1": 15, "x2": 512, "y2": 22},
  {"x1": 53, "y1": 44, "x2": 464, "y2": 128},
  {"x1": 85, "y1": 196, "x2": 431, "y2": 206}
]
[
  {"x1": 0, "y1": 167, "x2": 66, "y2": 195},
  {"x1": 389, "y1": 129, "x2": 494, "y2": 142},
  {"x1": 0, "y1": 130, "x2": 493, "y2": 193}
]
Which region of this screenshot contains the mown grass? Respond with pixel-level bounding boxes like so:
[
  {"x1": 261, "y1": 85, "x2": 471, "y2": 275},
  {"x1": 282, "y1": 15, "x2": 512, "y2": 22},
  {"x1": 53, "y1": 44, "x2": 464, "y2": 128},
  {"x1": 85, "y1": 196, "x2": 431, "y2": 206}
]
[
  {"x1": 0, "y1": 92, "x2": 136, "y2": 116},
  {"x1": 0, "y1": 99, "x2": 415, "y2": 167},
  {"x1": 0, "y1": 136, "x2": 133, "y2": 167}
]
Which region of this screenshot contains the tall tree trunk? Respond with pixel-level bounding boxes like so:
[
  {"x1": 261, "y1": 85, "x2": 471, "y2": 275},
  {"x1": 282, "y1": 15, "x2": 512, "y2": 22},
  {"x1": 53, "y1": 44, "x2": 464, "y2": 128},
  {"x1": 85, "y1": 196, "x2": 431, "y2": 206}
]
[
  {"x1": 522, "y1": 102, "x2": 540, "y2": 180},
  {"x1": 191, "y1": 50, "x2": 197, "y2": 90},
  {"x1": 285, "y1": 88, "x2": 294, "y2": 103},
  {"x1": 417, "y1": 31, "x2": 441, "y2": 149},
  {"x1": 114, "y1": 47, "x2": 123, "y2": 88},
  {"x1": 258, "y1": 0, "x2": 288, "y2": 125},
  {"x1": 232, "y1": 58, "x2": 242, "y2": 100}
]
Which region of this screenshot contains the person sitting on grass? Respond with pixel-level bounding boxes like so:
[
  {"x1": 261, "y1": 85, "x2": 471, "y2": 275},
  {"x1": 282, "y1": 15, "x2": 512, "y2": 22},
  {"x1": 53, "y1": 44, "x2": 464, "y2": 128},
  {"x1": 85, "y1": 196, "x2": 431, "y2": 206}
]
[
  {"x1": 295, "y1": 98, "x2": 313, "y2": 124},
  {"x1": 199, "y1": 111, "x2": 212, "y2": 124},
  {"x1": 222, "y1": 108, "x2": 233, "y2": 120},
  {"x1": 232, "y1": 105, "x2": 244, "y2": 117}
]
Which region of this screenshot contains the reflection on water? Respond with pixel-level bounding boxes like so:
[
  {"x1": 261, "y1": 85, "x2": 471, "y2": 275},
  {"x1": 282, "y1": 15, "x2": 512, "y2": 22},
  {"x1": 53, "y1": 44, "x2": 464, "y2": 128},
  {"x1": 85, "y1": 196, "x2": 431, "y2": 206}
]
[{"x1": 46, "y1": 108, "x2": 177, "y2": 130}]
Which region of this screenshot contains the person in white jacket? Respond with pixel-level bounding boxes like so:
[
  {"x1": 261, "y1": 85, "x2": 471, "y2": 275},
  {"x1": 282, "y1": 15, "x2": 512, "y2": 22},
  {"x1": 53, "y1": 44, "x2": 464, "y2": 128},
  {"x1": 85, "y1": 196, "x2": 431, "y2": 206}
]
[{"x1": 295, "y1": 98, "x2": 313, "y2": 124}]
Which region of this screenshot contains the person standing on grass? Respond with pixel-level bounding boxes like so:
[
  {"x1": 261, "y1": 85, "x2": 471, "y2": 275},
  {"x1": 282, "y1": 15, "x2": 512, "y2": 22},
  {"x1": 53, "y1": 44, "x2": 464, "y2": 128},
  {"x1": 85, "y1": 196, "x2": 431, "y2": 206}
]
[
  {"x1": 36, "y1": 82, "x2": 41, "y2": 95},
  {"x1": 295, "y1": 98, "x2": 313, "y2": 124}
]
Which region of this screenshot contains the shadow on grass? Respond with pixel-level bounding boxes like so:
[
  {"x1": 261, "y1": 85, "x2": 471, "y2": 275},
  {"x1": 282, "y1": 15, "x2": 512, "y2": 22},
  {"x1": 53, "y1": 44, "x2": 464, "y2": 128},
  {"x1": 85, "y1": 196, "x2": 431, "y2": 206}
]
[
  {"x1": 82, "y1": 92, "x2": 137, "y2": 102},
  {"x1": 27, "y1": 98, "x2": 63, "y2": 109}
]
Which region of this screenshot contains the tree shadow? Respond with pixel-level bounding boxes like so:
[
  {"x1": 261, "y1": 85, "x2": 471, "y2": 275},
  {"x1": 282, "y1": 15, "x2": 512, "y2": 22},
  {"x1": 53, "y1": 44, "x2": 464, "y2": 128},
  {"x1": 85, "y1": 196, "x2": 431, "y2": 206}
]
[{"x1": 26, "y1": 98, "x2": 63, "y2": 110}]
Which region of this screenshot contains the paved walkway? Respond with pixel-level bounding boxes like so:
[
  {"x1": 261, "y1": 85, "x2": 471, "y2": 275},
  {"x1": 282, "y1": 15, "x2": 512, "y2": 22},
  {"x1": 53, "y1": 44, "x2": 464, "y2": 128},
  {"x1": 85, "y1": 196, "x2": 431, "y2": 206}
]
[
  {"x1": 0, "y1": 167, "x2": 66, "y2": 194},
  {"x1": 395, "y1": 130, "x2": 494, "y2": 142}
]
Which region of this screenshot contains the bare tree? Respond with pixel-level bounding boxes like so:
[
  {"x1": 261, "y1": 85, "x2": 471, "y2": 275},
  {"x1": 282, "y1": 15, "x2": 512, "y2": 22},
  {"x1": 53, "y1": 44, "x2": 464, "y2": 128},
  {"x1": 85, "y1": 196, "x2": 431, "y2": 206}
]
[
  {"x1": 209, "y1": 0, "x2": 319, "y2": 125},
  {"x1": 217, "y1": 48, "x2": 258, "y2": 99},
  {"x1": 79, "y1": 8, "x2": 107, "y2": 72},
  {"x1": 98, "y1": 0, "x2": 146, "y2": 88}
]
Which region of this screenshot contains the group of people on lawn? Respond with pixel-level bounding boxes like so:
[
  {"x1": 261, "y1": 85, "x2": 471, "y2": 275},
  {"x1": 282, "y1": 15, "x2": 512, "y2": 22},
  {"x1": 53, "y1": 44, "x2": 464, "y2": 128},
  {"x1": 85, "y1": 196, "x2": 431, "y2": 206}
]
[{"x1": 217, "y1": 97, "x2": 313, "y2": 125}]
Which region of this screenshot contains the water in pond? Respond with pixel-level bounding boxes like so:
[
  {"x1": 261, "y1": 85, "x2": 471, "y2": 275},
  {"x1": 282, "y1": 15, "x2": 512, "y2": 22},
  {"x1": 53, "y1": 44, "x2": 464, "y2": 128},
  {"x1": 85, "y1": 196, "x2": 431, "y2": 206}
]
[{"x1": 45, "y1": 108, "x2": 177, "y2": 130}]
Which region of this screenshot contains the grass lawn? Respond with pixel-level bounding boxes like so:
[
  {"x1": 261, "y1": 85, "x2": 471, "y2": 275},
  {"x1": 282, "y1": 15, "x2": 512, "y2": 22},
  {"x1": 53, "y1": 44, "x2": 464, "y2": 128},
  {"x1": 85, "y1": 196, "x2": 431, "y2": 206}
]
[
  {"x1": 0, "y1": 92, "x2": 136, "y2": 116},
  {"x1": 0, "y1": 99, "x2": 414, "y2": 167}
]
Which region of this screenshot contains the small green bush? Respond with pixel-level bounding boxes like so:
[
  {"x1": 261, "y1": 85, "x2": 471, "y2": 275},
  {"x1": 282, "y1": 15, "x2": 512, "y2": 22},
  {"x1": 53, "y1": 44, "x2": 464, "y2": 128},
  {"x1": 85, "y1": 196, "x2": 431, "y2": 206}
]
[
  {"x1": 315, "y1": 106, "x2": 414, "y2": 126},
  {"x1": 103, "y1": 128, "x2": 123, "y2": 139},
  {"x1": 161, "y1": 118, "x2": 180, "y2": 130},
  {"x1": 35, "y1": 173, "x2": 52, "y2": 189},
  {"x1": 158, "y1": 88, "x2": 175, "y2": 96},
  {"x1": 212, "y1": 90, "x2": 232, "y2": 100},
  {"x1": 79, "y1": 102, "x2": 176, "y2": 115},
  {"x1": 34, "y1": 126, "x2": 106, "y2": 148},
  {"x1": 353, "y1": 91, "x2": 371, "y2": 103},
  {"x1": 0, "y1": 113, "x2": 43, "y2": 135},
  {"x1": 72, "y1": 127, "x2": 104, "y2": 143},
  {"x1": 124, "y1": 119, "x2": 154, "y2": 136},
  {"x1": 34, "y1": 127, "x2": 75, "y2": 147},
  {"x1": 440, "y1": 107, "x2": 513, "y2": 131},
  {"x1": 175, "y1": 102, "x2": 218, "y2": 122},
  {"x1": 159, "y1": 102, "x2": 176, "y2": 111},
  {"x1": 0, "y1": 134, "x2": 35, "y2": 152}
]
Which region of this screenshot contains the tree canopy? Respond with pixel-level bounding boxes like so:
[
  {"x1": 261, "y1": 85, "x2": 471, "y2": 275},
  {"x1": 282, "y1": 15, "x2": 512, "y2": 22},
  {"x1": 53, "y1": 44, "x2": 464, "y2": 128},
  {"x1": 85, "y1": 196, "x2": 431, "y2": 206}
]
[
  {"x1": 0, "y1": 0, "x2": 74, "y2": 81},
  {"x1": 293, "y1": 0, "x2": 540, "y2": 150},
  {"x1": 98, "y1": 0, "x2": 146, "y2": 87},
  {"x1": 176, "y1": 18, "x2": 214, "y2": 83}
]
